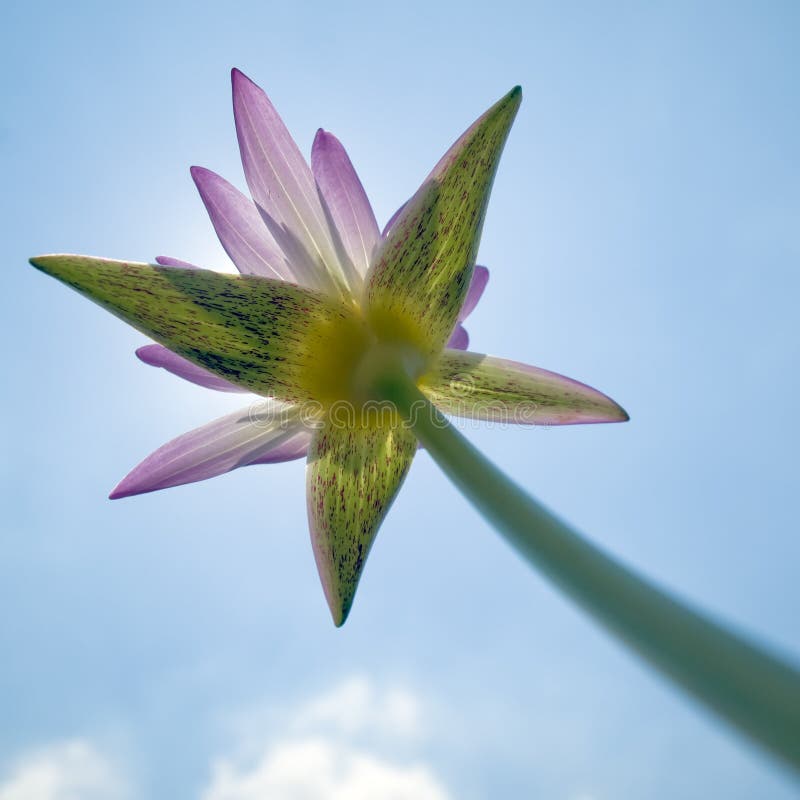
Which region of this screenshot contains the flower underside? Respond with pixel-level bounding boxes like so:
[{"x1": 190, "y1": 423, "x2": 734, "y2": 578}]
[
  {"x1": 30, "y1": 68, "x2": 800, "y2": 783},
  {"x1": 29, "y1": 70, "x2": 628, "y2": 625}
]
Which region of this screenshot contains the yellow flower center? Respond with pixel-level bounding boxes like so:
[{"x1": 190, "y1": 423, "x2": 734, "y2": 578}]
[{"x1": 303, "y1": 303, "x2": 429, "y2": 415}]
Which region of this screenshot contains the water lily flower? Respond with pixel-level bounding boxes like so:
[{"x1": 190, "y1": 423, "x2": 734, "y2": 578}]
[
  {"x1": 30, "y1": 72, "x2": 800, "y2": 778},
  {"x1": 29, "y1": 69, "x2": 627, "y2": 625}
]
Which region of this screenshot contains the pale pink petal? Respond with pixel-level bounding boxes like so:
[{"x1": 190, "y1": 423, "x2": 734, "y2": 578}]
[
  {"x1": 109, "y1": 403, "x2": 310, "y2": 499},
  {"x1": 231, "y1": 68, "x2": 343, "y2": 291},
  {"x1": 190, "y1": 166, "x2": 296, "y2": 281},
  {"x1": 155, "y1": 255, "x2": 201, "y2": 269},
  {"x1": 248, "y1": 429, "x2": 311, "y2": 463},
  {"x1": 447, "y1": 267, "x2": 489, "y2": 349},
  {"x1": 136, "y1": 344, "x2": 247, "y2": 393},
  {"x1": 459, "y1": 265, "x2": 489, "y2": 321},
  {"x1": 381, "y1": 201, "x2": 407, "y2": 238},
  {"x1": 311, "y1": 129, "x2": 379, "y2": 279},
  {"x1": 447, "y1": 325, "x2": 469, "y2": 350}
]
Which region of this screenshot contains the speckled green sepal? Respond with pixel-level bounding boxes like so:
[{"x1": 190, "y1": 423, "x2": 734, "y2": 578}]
[
  {"x1": 306, "y1": 417, "x2": 417, "y2": 626},
  {"x1": 364, "y1": 87, "x2": 521, "y2": 357},
  {"x1": 29, "y1": 254, "x2": 358, "y2": 403},
  {"x1": 421, "y1": 350, "x2": 629, "y2": 426}
]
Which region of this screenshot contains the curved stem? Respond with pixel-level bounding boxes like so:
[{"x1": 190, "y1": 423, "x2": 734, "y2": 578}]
[{"x1": 377, "y1": 369, "x2": 800, "y2": 774}]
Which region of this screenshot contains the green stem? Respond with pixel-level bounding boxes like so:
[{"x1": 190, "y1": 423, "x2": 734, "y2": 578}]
[{"x1": 377, "y1": 369, "x2": 800, "y2": 774}]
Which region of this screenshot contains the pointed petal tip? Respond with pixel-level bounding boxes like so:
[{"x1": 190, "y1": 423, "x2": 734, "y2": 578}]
[
  {"x1": 190, "y1": 165, "x2": 217, "y2": 194},
  {"x1": 330, "y1": 603, "x2": 349, "y2": 627},
  {"x1": 319, "y1": 573, "x2": 353, "y2": 627},
  {"x1": 313, "y1": 128, "x2": 339, "y2": 155},
  {"x1": 485, "y1": 86, "x2": 521, "y2": 122},
  {"x1": 108, "y1": 470, "x2": 151, "y2": 500},
  {"x1": 134, "y1": 344, "x2": 155, "y2": 364},
  {"x1": 231, "y1": 67, "x2": 261, "y2": 96},
  {"x1": 29, "y1": 254, "x2": 94, "y2": 279},
  {"x1": 501, "y1": 85, "x2": 522, "y2": 112},
  {"x1": 153, "y1": 255, "x2": 201, "y2": 269},
  {"x1": 231, "y1": 68, "x2": 263, "y2": 106},
  {"x1": 311, "y1": 128, "x2": 327, "y2": 152},
  {"x1": 29, "y1": 254, "x2": 60, "y2": 272},
  {"x1": 319, "y1": 579, "x2": 351, "y2": 627},
  {"x1": 589, "y1": 395, "x2": 629, "y2": 424},
  {"x1": 312, "y1": 128, "x2": 337, "y2": 146},
  {"x1": 189, "y1": 164, "x2": 211, "y2": 183},
  {"x1": 593, "y1": 389, "x2": 629, "y2": 423},
  {"x1": 108, "y1": 483, "x2": 131, "y2": 500},
  {"x1": 311, "y1": 129, "x2": 348, "y2": 166}
]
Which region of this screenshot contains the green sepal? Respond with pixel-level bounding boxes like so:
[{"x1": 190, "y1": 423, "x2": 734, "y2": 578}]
[
  {"x1": 29, "y1": 254, "x2": 360, "y2": 403},
  {"x1": 365, "y1": 87, "x2": 521, "y2": 358},
  {"x1": 421, "y1": 350, "x2": 629, "y2": 425},
  {"x1": 306, "y1": 416, "x2": 417, "y2": 625}
]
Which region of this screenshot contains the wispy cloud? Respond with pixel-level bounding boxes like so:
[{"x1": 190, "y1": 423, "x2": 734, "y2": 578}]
[
  {"x1": 0, "y1": 739, "x2": 128, "y2": 800},
  {"x1": 202, "y1": 737, "x2": 449, "y2": 800},
  {"x1": 292, "y1": 675, "x2": 422, "y2": 740},
  {"x1": 203, "y1": 676, "x2": 451, "y2": 800}
]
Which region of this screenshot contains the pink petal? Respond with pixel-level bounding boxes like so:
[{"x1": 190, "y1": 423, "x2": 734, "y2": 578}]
[
  {"x1": 447, "y1": 324, "x2": 469, "y2": 350},
  {"x1": 155, "y1": 255, "x2": 201, "y2": 269},
  {"x1": 381, "y1": 201, "x2": 407, "y2": 239},
  {"x1": 311, "y1": 129, "x2": 379, "y2": 279},
  {"x1": 248, "y1": 432, "x2": 311, "y2": 464},
  {"x1": 136, "y1": 344, "x2": 247, "y2": 393},
  {"x1": 109, "y1": 404, "x2": 311, "y2": 499},
  {"x1": 446, "y1": 268, "x2": 488, "y2": 350},
  {"x1": 459, "y1": 265, "x2": 489, "y2": 322},
  {"x1": 190, "y1": 166, "x2": 295, "y2": 281},
  {"x1": 231, "y1": 69, "x2": 343, "y2": 291}
]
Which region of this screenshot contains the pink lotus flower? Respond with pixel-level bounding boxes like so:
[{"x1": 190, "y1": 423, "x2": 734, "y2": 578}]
[{"x1": 30, "y1": 70, "x2": 626, "y2": 624}]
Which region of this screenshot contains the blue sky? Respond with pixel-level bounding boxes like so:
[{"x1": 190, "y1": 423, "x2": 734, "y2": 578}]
[{"x1": 1, "y1": 1, "x2": 799, "y2": 798}]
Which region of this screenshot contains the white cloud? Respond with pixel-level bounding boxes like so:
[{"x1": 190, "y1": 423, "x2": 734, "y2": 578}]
[
  {"x1": 203, "y1": 737, "x2": 449, "y2": 800},
  {"x1": 205, "y1": 677, "x2": 451, "y2": 800},
  {"x1": 293, "y1": 676, "x2": 421, "y2": 740},
  {"x1": 0, "y1": 739, "x2": 128, "y2": 800}
]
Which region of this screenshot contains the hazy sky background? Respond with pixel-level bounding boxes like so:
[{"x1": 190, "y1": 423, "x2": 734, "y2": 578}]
[{"x1": 2, "y1": 1, "x2": 799, "y2": 798}]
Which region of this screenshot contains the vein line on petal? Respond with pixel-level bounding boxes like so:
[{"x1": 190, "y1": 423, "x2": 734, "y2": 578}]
[
  {"x1": 238, "y1": 97, "x2": 344, "y2": 290},
  {"x1": 135, "y1": 410, "x2": 305, "y2": 476},
  {"x1": 205, "y1": 190, "x2": 288, "y2": 281}
]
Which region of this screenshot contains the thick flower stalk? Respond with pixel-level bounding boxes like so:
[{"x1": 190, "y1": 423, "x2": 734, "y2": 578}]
[{"x1": 29, "y1": 70, "x2": 800, "y2": 771}]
